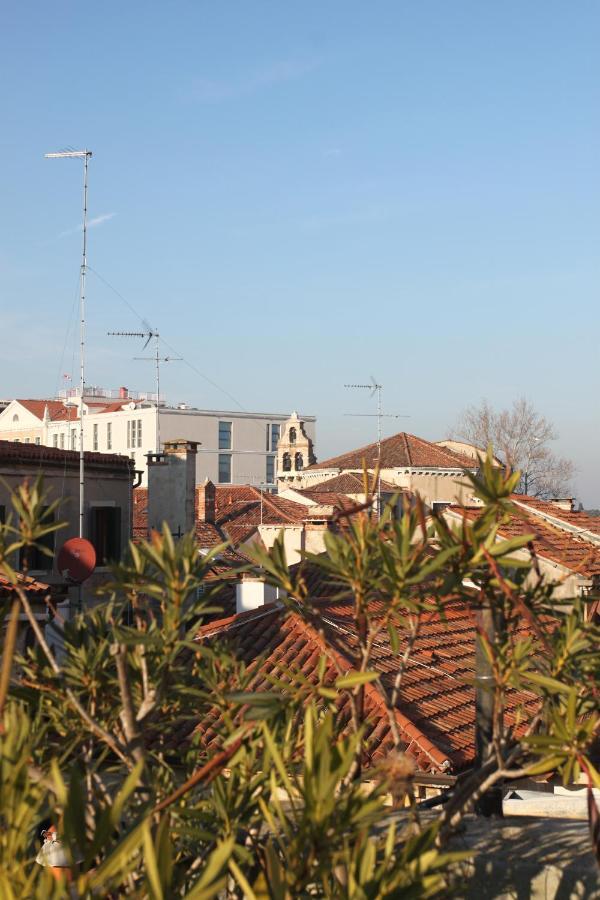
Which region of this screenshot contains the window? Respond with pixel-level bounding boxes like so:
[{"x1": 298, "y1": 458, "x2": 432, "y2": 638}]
[
  {"x1": 282, "y1": 452, "x2": 291, "y2": 472},
  {"x1": 265, "y1": 423, "x2": 270, "y2": 451},
  {"x1": 106, "y1": 422, "x2": 112, "y2": 450},
  {"x1": 89, "y1": 506, "x2": 122, "y2": 566},
  {"x1": 52, "y1": 435, "x2": 58, "y2": 448},
  {"x1": 289, "y1": 427, "x2": 296, "y2": 445},
  {"x1": 218, "y1": 421, "x2": 232, "y2": 450},
  {"x1": 70, "y1": 429, "x2": 76, "y2": 450},
  {"x1": 93, "y1": 423, "x2": 98, "y2": 451},
  {"x1": 12, "y1": 414, "x2": 18, "y2": 423},
  {"x1": 35, "y1": 437, "x2": 41, "y2": 445},
  {"x1": 60, "y1": 434, "x2": 65, "y2": 450},
  {"x1": 266, "y1": 455, "x2": 275, "y2": 484},
  {"x1": 25, "y1": 438, "x2": 30, "y2": 444},
  {"x1": 127, "y1": 419, "x2": 142, "y2": 449},
  {"x1": 19, "y1": 506, "x2": 54, "y2": 571},
  {"x1": 270, "y1": 424, "x2": 280, "y2": 451},
  {"x1": 294, "y1": 452, "x2": 303, "y2": 471},
  {"x1": 218, "y1": 453, "x2": 232, "y2": 483}
]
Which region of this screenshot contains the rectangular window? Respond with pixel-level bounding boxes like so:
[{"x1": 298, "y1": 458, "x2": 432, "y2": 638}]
[
  {"x1": 25, "y1": 438, "x2": 30, "y2": 444},
  {"x1": 52, "y1": 434, "x2": 58, "y2": 448},
  {"x1": 70, "y1": 429, "x2": 76, "y2": 450},
  {"x1": 137, "y1": 419, "x2": 142, "y2": 448},
  {"x1": 218, "y1": 453, "x2": 232, "y2": 484},
  {"x1": 19, "y1": 506, "x2": 54, "y2": 571},
  {"x1": 270, "y1": 424, "x2": 280, "y2": 451},
  {"x1": 127, "y1": 420, "x2": 131, "y2": 448},
  {"x1": 89, "y1": 506, "x2": 122, "y2": 566},
  {"x1": 35, "y1": 437, "x2": 41, "y2": 446},
  {"x1": 266, "y1": 423, "x2": 270, "y2": 451},
  {"x1": 106, "y1": 422, "x2": 112, "y2": 450},
  {"x1": 60, "y1": 434, "x2": 65, "y2": 450},
  {"x1": 93, "y1": 423, "x2": 98, "y2": 451},
  {"x1": 218, "y1": 421, "x2": 232, "y2": 450},
  {"x1": 266, "y1": 455, "x2": 275, "y2": 484}
]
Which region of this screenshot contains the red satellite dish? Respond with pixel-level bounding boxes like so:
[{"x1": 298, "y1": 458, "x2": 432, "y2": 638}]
[{"x1": 57, "y1": 538, "x2": 96, "y2": 584}]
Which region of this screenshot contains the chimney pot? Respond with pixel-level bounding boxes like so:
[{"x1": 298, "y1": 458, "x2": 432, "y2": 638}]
[{"x1": 197, "y1": 477, "x2": 216, "y2": 523}]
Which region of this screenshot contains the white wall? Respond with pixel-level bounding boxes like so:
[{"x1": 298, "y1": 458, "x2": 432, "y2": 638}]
[{"x1": 37, "y1": 406, "x2": 316, "y2": 488}]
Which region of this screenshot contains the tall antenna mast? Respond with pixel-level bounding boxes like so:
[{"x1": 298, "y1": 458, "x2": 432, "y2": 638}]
[
  {"x1": 108, "y1": 329, "x2": 180, "y2": 452},
  {"x1": 345, "y1": 377, "x2": 410, "y2": 517},
  {"x1": 45, "y1": 149, "x2": 93, "y2": 540}
]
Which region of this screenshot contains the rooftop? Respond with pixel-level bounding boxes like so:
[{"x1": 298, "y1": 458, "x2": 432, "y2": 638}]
[
  {"x1": 308, "y1": 432, "x2": 475, "y2": 472},
  {"x1": 448, "y1": 502, "x2": 600, "y2": 577},
  {"x1": 182, "y1": 588, "x2": 538, "y2": 775},
  {"x1": 0, "y1": 439, "x2": 133, "y2": 472}
]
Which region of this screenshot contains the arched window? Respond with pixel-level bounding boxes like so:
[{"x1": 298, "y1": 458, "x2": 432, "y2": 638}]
[
  {"x1": 282, "y1": 452, "x2": 291, "y2": 472},
  {"x1": 289, "y1": 427, "x2": 296, "y2": 445},
  {"x1": 294, "y1": 452, "x2": 303, "y2": 471},
  {"x1": 12, "y1": 414, "x2": 19, "y2": 423}
]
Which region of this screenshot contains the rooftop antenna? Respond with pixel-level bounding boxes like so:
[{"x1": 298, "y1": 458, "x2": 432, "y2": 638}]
[
  {"x1": 108, "y1": 328, "x2": 181, "y2": 452},
  {"x1": 45, "y1": 149, "x2": 92, "y2": 541},
  {"x1": 344, "y1": 377, "x2": 410, "y2": 516}
]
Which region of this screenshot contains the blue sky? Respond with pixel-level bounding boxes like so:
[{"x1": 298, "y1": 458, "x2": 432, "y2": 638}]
[{"x1": 1, "y1": 2, "x2": 599, "y2": 502}]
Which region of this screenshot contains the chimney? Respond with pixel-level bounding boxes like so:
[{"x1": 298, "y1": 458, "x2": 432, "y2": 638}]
[
  {"x1": 147, "y1": 439, "x2": 198, "y2": 536},
  {"x1": 548, "y1": 498, "x2": 574, "y2": 512},
  {"x1": 197, "y1": 477, "x2": 216, "y2": 523},
  {"x1": 119, "y1": 386, "x2": 128, "y2": 399},
  {"x1": 235, "y1": 574, "x2": 277, "y2": 614}
]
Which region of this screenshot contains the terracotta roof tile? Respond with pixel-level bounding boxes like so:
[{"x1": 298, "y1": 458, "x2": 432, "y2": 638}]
[
  {"x1": 0, "y1": 572, "x2": 51, "y2": 594},
  {"x1": 16, "y1": 400, "x2": 66, "y2": 420},
  {"x1": 190, "y1": 593, "x2": 538, "y2": 774},
  {"x1": 303, "y1": 472, "x2": 402, "y2": 494},
  {"x1": 0, "y1": 439, "x2": 133, "y2": 472},
  {"x1": 513, "y1": 495, "x2": 600, "y2": 538},
  {"x1": 449, "y1": 505, "x2": 600, "y2": 576},
  {"x1": 308, "y1": 432, "x2": 475, "y2": 472}
]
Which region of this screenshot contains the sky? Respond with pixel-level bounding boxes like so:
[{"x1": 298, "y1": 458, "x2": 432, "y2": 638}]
[{"x1": 1, "y1": 2, "x2": 599, "y2": 503}]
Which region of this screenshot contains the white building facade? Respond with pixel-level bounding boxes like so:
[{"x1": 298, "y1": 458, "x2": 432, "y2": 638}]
[{"x1": 0, "y1": 389, "x2": 316, "y2": 488}]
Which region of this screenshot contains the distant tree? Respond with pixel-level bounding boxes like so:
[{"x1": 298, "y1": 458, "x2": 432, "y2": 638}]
[{"x1": 451, "y1": 397, "x2": 575, "y2": 498}]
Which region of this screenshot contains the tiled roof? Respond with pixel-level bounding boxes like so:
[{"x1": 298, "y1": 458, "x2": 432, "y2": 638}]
[
  {"x1": 0, "y1": 440, "x2": 133, "y2": 472},
  {"x1": 513, "y1": 496, "x2": 600, "y2": 538},
  {"x1": 14, "y1": 398, "x2": 129, "y2": 424},
  {"x1": 187, "y1": 596, "x2": 538, "y2": 774},
  {"x1": 302, "y1": 472, "x2": 402, "y2": 494},
  {"x1": 296, "y1": 490, "x2": 362, "y2": 510},
  {"x1": 16, "y1": 400, "x2": 66, "y2": 421},
  {"x1": 0, "y1": 572, "x2": 51, "y2": 594},
  {"x1": 449, "y1": 505, "x2": 600, "y2": 577},
  {"x1": 308, "y1": 433, "x2": 475, "y2": 472}
]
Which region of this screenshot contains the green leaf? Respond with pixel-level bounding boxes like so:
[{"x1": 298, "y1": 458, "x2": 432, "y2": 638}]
[
  {"x1": 143, "y1": 822, "x2": 164, "y2": 900},
  {"x1": 335, "y1": 670, "x2": 379, "y2": 690}
]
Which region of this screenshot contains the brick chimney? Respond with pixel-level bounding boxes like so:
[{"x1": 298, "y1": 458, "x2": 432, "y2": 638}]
[
  {"x1": 197, "y1": 478, "x2": 216, "y2": 523},
  {"x1": 147, "y1": 439, "x2": 198, "y2": 536}
]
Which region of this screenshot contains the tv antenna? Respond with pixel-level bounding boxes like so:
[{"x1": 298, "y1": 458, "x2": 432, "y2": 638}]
[
  {"x1": 108, "y1": 328, "x2": 181, "y2": 451},
  {"x1": 45, "y1": 148, "x2": 93, "y2": 544},
  {"x1": 344, "y1": 377, "x2": 410, "y2": 516}
]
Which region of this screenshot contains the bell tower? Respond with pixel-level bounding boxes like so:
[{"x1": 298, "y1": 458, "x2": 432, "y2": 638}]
[{"x1": 276, "y1": 411, "x2": 316, "y2": 486}]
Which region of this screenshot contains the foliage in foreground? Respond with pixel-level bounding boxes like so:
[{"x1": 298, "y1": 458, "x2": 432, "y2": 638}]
[{"x1": 0, "y1": 459, "x2": 598, "y2": 897}]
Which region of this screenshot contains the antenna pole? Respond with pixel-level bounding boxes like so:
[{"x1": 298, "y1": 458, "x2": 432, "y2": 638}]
[
  {"x1": 155, "y1": 331, "x2": 161, "y2": 452},
  {"x1": 376, "y1": 384, "x2": 382, "y2": 518},
  {"x1": 78, "y1": 152, "x2": 91, "y2": 539}
]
